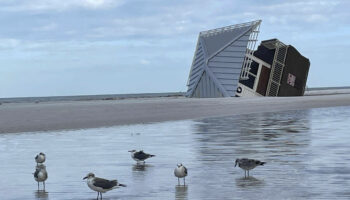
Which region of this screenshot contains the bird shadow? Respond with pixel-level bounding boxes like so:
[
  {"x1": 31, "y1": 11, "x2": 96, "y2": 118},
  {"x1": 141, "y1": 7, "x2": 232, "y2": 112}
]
[
  {"x1": 235, "y1": 176, "x2": 265, "y2": 188},
  {"x1": 34, "y1": 190, "x2": 49, "y2": 200},
  {"x1": 175, "y1": 185, "x2": 188, "y2": 200}
]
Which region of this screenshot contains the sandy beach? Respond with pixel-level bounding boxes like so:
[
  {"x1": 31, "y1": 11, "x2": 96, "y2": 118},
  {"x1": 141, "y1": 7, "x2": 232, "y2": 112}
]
[{"x1": 1, "y1": 90, "x2": 350, "y2": 133}]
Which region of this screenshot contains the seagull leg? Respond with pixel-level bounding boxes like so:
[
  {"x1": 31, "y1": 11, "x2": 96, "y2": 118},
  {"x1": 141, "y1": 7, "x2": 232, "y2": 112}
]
[
  {"x1": 43, "y1": 181, "x2": 45, "y2": 190},
  {"x1": 178, "y1": 178, "x2": 180, "y2": 185},
  {"x1": 37, "y1": 182, "x2": 39, "y2": 190},
  {"x1": 96, "y1": 192, "x2": 99, "y2": 200},
  {"x1": 247, "y1": 170, "x2": 249, "y2": 177},
  {"x1": 100, "y1": 192, "x2": 102, "y2": 200},
  {"x1": 184, "y1": 177, "x2": 186, "y2": 186}
]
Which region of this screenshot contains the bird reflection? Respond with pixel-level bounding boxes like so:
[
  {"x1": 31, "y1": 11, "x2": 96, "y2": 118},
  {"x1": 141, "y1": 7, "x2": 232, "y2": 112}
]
[
  {"x1": 34, "y1": 190, "x2": 49, "y2": 200},
  {"x1": 132, "y1": 164, "x2": 152, "y2": 172},
  {"x1": 235, "y1": 176, "x2": 264, "y2": 188},
  {"x1": 175, "y1": 185, "x2": 188, "y2": 200}
]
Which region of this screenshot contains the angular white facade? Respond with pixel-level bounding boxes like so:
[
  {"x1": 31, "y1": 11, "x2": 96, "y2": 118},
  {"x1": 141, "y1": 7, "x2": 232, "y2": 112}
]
[{"x1": 186, "y1": 20, "x2": 261, "y2": 97}]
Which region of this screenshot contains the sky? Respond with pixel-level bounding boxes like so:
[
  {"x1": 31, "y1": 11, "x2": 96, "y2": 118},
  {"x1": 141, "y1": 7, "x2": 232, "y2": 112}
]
[{"x1": 1, "y1": 0, "x2": 350, "y2": 98}]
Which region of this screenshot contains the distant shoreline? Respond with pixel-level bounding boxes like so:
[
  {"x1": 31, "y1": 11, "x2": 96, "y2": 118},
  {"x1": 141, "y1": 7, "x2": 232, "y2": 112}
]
[
  {"x1": 0, "y1": 92, "x2": 184, "y2": 104},
  {"x1": 1, "y1": 89, "x2": 350, "y2": 133},
  {"x1": 1, "y1": 86, "x2": 350, "y2": 104}
]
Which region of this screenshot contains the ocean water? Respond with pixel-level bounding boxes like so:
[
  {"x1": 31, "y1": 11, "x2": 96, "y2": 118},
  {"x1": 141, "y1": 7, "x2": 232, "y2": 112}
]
[{"x1": 1, "y1": 106, "x2": 350, "y2": 199}]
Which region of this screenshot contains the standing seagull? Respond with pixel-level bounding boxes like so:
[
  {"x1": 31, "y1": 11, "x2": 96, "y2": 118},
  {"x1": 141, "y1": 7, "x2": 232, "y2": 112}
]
[
  {"x1": 35, "y1": 152, "x2": 46, "y2": 165},
  {"x1": 83, "y1": 172, "x2": 126, "y2": 200},
  {"x1": 128, "y1": 150, "x2": 155, "y2": 164},
  {"x1": 33, "y1": 164, "x2": 48, "y2": 190},
  {"x1": 174, "y1": 163, "x2": 188, "y2": 186},
  {"x1": 235, "y1": 158, "x2": 265, "y2": 177}
]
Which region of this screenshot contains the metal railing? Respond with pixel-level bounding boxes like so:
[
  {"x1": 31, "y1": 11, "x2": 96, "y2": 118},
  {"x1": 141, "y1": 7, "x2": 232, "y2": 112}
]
[
  {"x1": 199, "y1": 20, "x2": 261, "y2": 37},
  {"x1": 266, "y1": 40, "x2": 288, "y2": 96},
  {"x1": 240, "y1": 21, "x2": 261, "y2": 80}
]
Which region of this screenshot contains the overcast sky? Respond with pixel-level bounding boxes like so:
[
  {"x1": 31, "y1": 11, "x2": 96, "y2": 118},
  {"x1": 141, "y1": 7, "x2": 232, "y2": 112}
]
[{"x1": 1, "y1": 0, "x2": 349, "y2": 97}]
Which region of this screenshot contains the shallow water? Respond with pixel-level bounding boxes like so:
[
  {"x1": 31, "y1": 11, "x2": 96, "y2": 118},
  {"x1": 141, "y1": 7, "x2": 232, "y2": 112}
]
[{"x1": 1, "y1": 106, "x2": 350, "y2": 199}]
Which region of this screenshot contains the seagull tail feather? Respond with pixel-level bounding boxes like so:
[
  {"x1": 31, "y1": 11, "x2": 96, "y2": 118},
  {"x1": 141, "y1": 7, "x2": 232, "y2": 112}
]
[
  {"x1": 118, "y1": 183, "x2": 127, "y2": 187},
  {"x1": 150, "y1": 154, "x2": 155, "y2": 157},
  {"x1": 260, "y1": 162, "x2": 266, "y2": 166}
]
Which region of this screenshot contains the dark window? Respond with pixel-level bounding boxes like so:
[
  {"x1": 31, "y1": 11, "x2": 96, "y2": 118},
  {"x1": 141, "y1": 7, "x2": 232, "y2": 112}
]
[
  {"x1": 249, "y1": 61, "x2": 259, "y2": 75},
  {"x1": 239, "y1": 74, "x2": 256, "y2": 89}
]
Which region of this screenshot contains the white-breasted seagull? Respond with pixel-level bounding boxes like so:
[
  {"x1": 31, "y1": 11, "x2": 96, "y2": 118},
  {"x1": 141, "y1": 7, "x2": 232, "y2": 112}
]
[
  {"x1": 33, "y1": 163, "x2": 48, "y2": 190},
  {"x1": 174, "y1": 163, "x2": 188, "y2": 185},
  {"x1": 83, "y1": 172, "x2": 126, "y2": 200},
  {"x1": 235, "y1": 158, "x2": 265, "y2": 177}
]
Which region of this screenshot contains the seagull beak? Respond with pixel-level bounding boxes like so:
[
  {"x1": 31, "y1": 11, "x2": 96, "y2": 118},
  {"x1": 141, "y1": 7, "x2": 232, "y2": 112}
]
[{"x1": 83, "y1": 176, "x2": 88, "y2": 180}]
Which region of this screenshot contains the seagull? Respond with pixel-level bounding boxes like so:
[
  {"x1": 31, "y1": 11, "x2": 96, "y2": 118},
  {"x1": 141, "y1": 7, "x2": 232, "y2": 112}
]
[
  {"x1": 128, "y1": 150, "x2": 155, "y2": 164},
  {"x1": 33, "y1": 163, "x2": 48, "y2": 190},
  {"x1": 235, "y1": 158, "x2": 265, "y2": 177},
  {"x1": 83, "y1": 172, "x2": 126, "y2": 200},
  {"x1": 35, "y1": 152, "x2": 46, "y2": 165},
  {"x1": 174, "y1": 163, "x2": 188, "y2": 186}
]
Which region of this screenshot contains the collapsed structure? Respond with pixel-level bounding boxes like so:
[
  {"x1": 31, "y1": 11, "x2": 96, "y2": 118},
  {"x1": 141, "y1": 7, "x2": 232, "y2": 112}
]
[{"x1": 186, "y1": 20, "x2": 310, "y2": 98}]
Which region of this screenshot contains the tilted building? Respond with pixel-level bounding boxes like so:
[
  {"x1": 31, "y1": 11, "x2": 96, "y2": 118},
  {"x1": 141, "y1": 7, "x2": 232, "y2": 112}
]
[{"x1": 186, "y1": 20, "x2": 310, "y2": 98}]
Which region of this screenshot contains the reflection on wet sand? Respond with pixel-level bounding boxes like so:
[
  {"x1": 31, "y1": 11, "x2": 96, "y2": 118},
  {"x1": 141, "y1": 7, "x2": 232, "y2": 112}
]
[
  {"x1": 175, "y1": 185, "x2": 188, "y2": 200},
  {"x1": 194, "y1": 110, "x2": 311, "y2": 161},
  {"x1": 34, "y1": 190, "x2": 48, "y2": 200},
  {"x1": 235, "y1": 176, "x2": 264, "y2": 188},
  {"x1": 132, "y1": 164, "x2": 152, "y2": 172}
]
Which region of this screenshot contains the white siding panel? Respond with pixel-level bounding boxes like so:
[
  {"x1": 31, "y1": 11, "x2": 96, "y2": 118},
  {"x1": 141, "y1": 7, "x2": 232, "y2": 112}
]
[
  {"x1": 217, "y1": 51, "x2": 246, "y2": 57},
  {"x1": 224, "y1": 46, "x2": 248, "y2": 52},
  {"x1": 193, "y1": 71, "x2": 224, "y2": 98},
  {"x1": 208, "y1": 62, "x2": 243, "y2": 68},
  {"x1": 231, "y1": 40, "x2": 249, "y2": 46},
  {"x1": 215, "y1": 73, "x2": 240, "y2": 79},
  {"x1": 211, "y1": 67, "x2": 242, "y2": 74},
  {"x1": 218, "y1": 79, "x2": 235, "y2": 85},
  {"x1": 209, "y1": 57, "x2": 245, "y2": 63}
]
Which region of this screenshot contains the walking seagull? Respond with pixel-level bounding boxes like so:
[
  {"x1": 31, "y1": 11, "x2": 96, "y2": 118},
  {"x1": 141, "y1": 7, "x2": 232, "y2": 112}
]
[
  {"x1": 35, "y1": 152, "x2": 46, "y2": 165},
  {"x1": 235, "y1": 158, "x2": 265, "y2": 177},
  {"x1": 83, "y1": 172, "x2": 126, "y2": 200},
  {"x1": 128, "y1": 150, "x2": 155, "y2": 164},
  {"x1": 174, "y1": 163, "x2": 188, "y2": 186},
  {"x1": 33, "y1": 164, "x2": 48, "y2": 190}
]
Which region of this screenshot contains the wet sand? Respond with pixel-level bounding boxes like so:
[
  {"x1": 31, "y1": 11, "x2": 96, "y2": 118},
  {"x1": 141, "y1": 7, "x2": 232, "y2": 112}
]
[
  {"x1": 1, "y1": 92, "x2": 350, "y2": 133},
  {"x1": 2, "y1": 107, "x2": 350, "y2": 199}
]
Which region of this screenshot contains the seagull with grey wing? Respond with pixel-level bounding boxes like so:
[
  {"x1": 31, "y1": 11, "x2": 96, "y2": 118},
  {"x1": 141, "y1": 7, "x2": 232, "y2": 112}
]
[
  {"x1": 35, "y1": 152, "x2": 46, "y2": 166},
  {"x1": 33, "y1": 163, "x2": 48, "y2": 190},
  {"x1": 128, "y1": 150, "x2": 155, "y2": 164},
  {"x1": 235, "y1": 158, "x2": 265, "y2": 177},
  {"x1": 83, "y1": 172, "x2": 126, "y2": 200},
  {"x1": 174, "y1": 163, "x2": 188, "y2": 186}
]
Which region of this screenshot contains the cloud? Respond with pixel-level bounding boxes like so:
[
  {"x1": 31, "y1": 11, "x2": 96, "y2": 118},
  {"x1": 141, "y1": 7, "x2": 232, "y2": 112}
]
[
  {"x1": 140, "y1": 59, "x2": 150, "y2": 65},
  {"x1": 33, "y1": 23, "x2": 58, "y2": 31},
  {"x1": 0, "y1": 0, "x2": 124, "y2": 11},
  {"x1": 0, "y1": 38, "x2": 21, "y2": 50}
]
